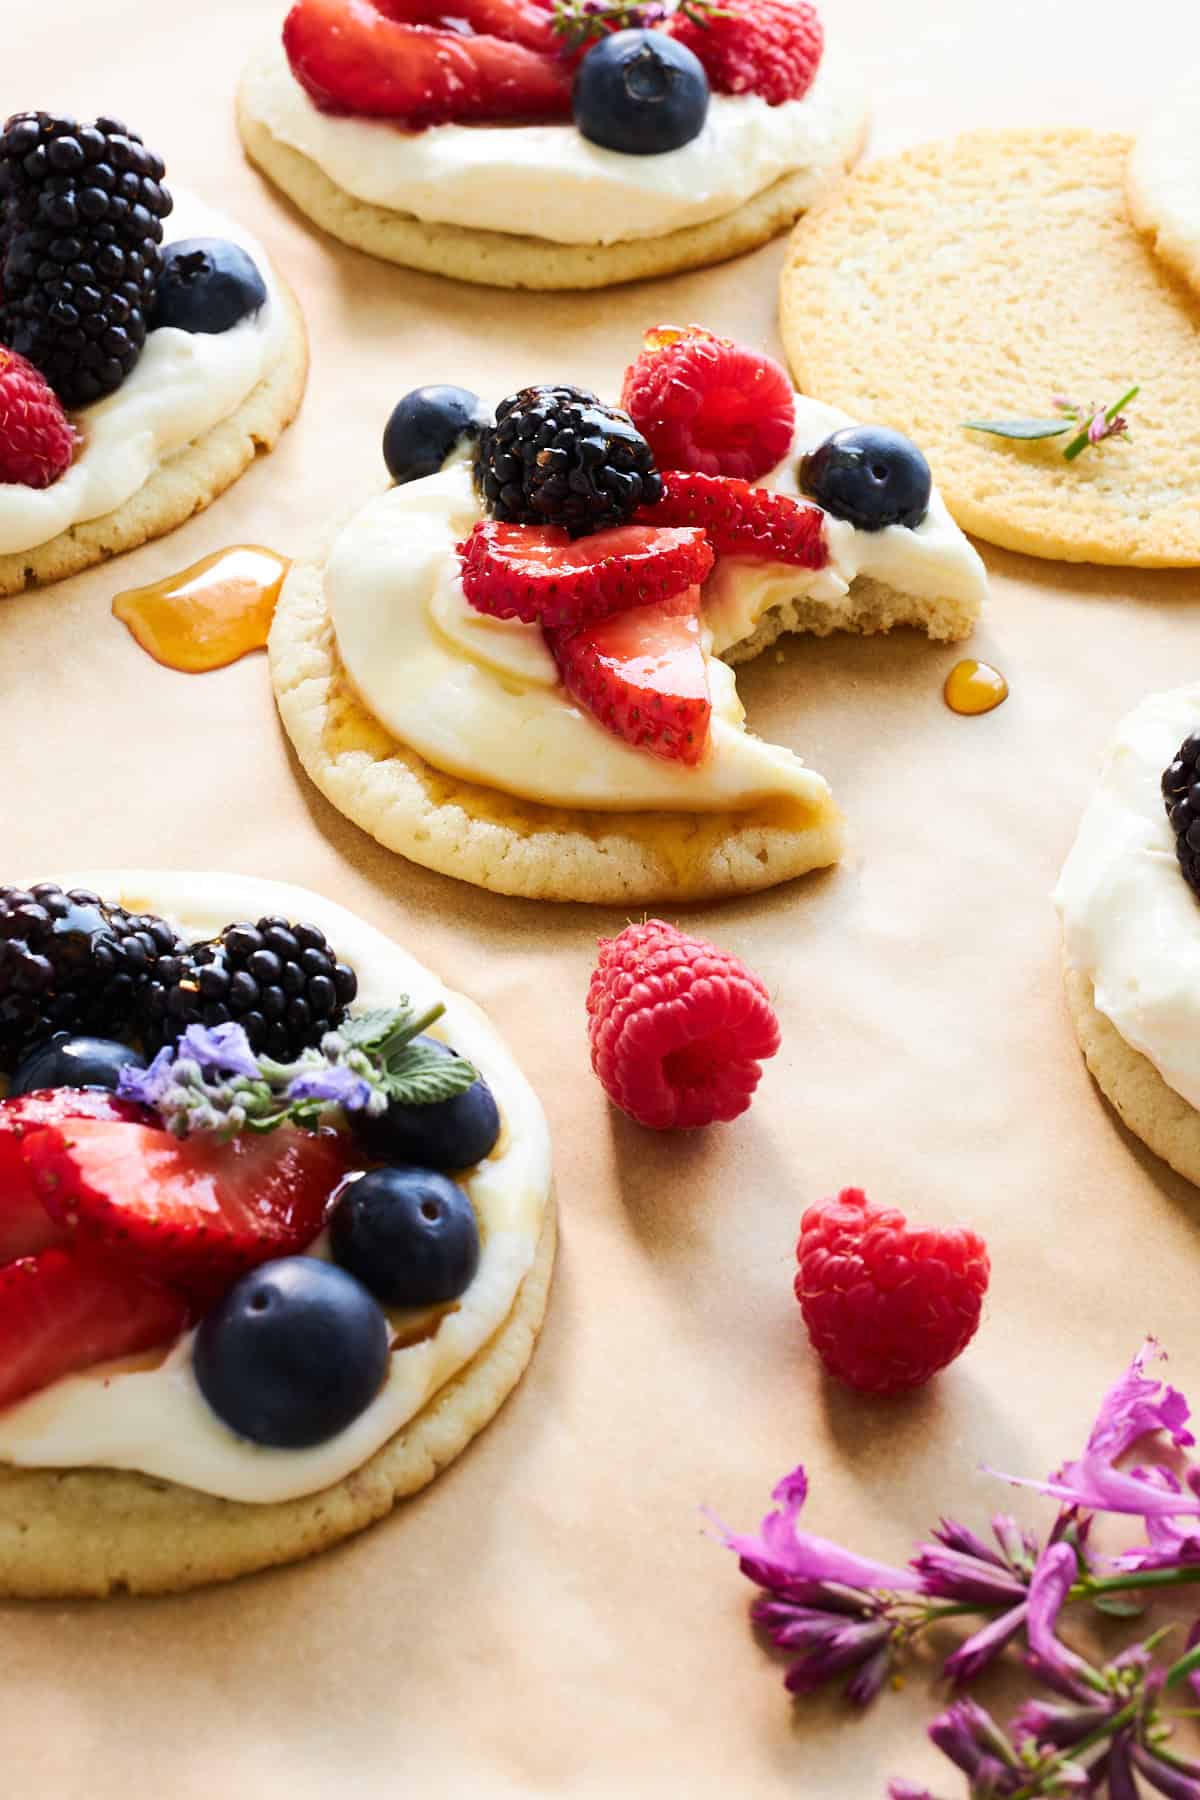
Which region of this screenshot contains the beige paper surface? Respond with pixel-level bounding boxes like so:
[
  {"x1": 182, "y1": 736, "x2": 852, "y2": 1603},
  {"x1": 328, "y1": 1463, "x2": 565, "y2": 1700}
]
[{"x1": 4, "y1": 0, "x2": 1200, "y2": 1791}]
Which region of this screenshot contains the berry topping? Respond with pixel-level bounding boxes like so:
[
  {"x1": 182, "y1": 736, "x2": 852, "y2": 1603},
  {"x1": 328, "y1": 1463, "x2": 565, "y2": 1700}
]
[
  {"x1": 384, "y1": 384, "x2": 491, "y2": 485},
  {"x1": 138, "y1": 915, "x2": 358, "y2": 1061},
  {"x1": 0, "y1": 884, "x2": 185, "y2": 1074},
  {"x1": 194, "y1": 1256, "x2": 389, "y2": 1448},
  {"x1": 0, "y1": 348, "x2": 75, "y2": 488},
  {"x1": 587, "y1": 919, "x2": 780, "y2": 1129},
  {"x1": 572, "y1": 29, "x2": 709, "y2": 155},
  {"x1": 458, "y1": 518, "x2": 714, "y2": 629},
  {"x1": 0, "y1": 1248, "x2": 188, "y2": 1414},
  {"x1": 0, "y1": 1090, "x2": 148, "y2": 1265},
  {"x1": 283, "y1": 0, "x2": 573, "y2": 129},
  {"x1": 794, "y1": 1188, "x2": 990, "y2": 1394},
  {"x1": 151, "y1": 238, "x2": 267, "y2": 335},
  {"x1": 330, "y1": 1166, "x2": 481, "y2": 1307},
  {"x1": 621, "y1": 325, "x2": 795, "y2": 484},
  {"x1": 0, "y1": 111, "x2": 173, "y2": 407},
  {"x1": 1162, "y1": 734, "x2": 1200, "y2": 901},
  {"x1": 668, "y1": 0, "x2": 822, "y2": 105},
  {"x1": 11, "y1": 1035, "x2": 147, "y2": 1096},
  {"x1": 23, "y1": 1119, "x2": 350, "y2": 1302},
  {"x1": 476, "y1": 384, "x2": 662, "y2": 537},
  {"x1": 352, "y1": 1036, "x2": 502, "y2": 1170},
  {"x1": 640, "y1": 469, "x2": 827, "y2": 566},
  {"x1": 800, "y1": 426, "x2": 933, "y2": 532},
  {"x1": 547, "y1": 584, "x2": 711, "y2": 764}
]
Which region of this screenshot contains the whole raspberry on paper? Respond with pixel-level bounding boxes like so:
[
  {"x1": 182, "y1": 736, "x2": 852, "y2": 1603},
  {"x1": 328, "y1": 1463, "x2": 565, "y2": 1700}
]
[
  {"x1": 794, "y1": 1187, "x2": 989, "y2": 1393},
  {"x1": 586, "y1": 918, "x2": 780, "y2": 1130}
]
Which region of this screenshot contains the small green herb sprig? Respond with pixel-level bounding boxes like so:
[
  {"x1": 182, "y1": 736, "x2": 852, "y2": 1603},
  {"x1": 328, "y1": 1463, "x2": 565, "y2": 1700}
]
[{"x1": 963, "y1": 386, "x2": 1140, "y2": 462}]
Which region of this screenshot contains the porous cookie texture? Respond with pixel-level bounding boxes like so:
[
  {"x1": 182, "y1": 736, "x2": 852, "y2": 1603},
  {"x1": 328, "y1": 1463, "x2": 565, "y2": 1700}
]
[
  {"x1": 1063, "y1": 960, "x2": 1200, "y2": 1191},
  {"x1": 0, "y1": 281, "x2": 308, "y2": 599},
  {"x1": 269, "y1": 557, "x2": 849, "y2": 904},
  {"x1": 0, "y1": 1210, "x2": 555, "y2": 1598},
  {"x1": 1127, "y1": 80, "x2": 1200, "y2": 297},
  {"x1": 780, "y1": 129, "x2": 1200, "y2": 567},
  {"x1": 236, "y1": 90, "x2": 868, "y2": 290}
]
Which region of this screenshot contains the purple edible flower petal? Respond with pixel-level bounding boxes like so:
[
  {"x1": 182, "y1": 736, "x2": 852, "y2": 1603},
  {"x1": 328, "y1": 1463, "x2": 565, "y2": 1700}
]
[
  {"x1": 175, "y1": 1021, "x2": 262, "y2": 1080},
  {"x1": 913, "y1": 1543, "x2": 1028, "y2": 1607},
  {"x1": 117, "y1": 1045, "x2": 177, "y2": 1109},
  {"x1": 1024, "y1": 1542, "x2": 1095, "y2": 1697},
  {"x1": 886, "y1": 1784, "x2": 943, "y2": 1800},
  {"x1": 1131, "y1": 1744, "x2": 1200, "y2": 1800},
  {"x1": 1106, "y1": 1734, "x2": 1140, "y2": 1800},
  {"x1": 1010, "y1": 1695, "x2": 1115, "y2": 1751},
  {"x1": 711, "y1": 1465, "x2": 918, "y2": 1594},
  {"x1": 943, "y1": 1603, "x2": 1029, "y2": 1687},
  {"x1": 928, "y1": 1699, "x2": 1022, "y2": 1788},
  {"x1": 286, "y1": 1064, "x2": 373, "y2": 1111}
]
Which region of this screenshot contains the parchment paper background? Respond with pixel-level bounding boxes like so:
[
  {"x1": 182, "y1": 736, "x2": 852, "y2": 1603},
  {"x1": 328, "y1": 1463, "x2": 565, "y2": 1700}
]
[{"x1": 3, "y1": 0, "x2": 1200, "y2": 1792}]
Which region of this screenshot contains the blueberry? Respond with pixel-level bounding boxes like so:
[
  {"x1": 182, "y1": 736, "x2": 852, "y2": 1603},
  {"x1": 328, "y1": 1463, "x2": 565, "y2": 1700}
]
[
  {"x1": 194, "y1": 1257, "x2": 389, "y2": 1448},
  {"x1": 572, "y1": 30, "x2": 709, "y2": 156},
  {"x1": 151, "y1": 237, "x2": 268, "y2": 335},
  {"x1": 10, "y1": 1034, "x2": 146, "y2": 1095},
  {"x1": 330, "y1": 1167, "x2": 481, "y2": 1308},
  {"x1": 383, "y1": 385, "x2": 490, "y2": 485},
  {"x1": 351, "y1": 1036, "x2": 501, "y2": 1170},
  {"x1": 800, "y1": 426, "x2": 933, "y2": 532}
]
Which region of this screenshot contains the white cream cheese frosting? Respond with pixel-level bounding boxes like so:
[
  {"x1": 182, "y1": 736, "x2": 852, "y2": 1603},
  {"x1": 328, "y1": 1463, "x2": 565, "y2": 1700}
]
[
  {"x1": 0, "y1": 872, "x2": 552, "y2": 1504},
  {"x1": 0, "y1": 191, "x2": 289, "y2": 559},
  {"x1": 1056, "y1": 686, "x2": 1200, "y2": 1113},
  {"x1": 239, "y1": 36, "x2": 865, "y2": 246},
  {"x1": 327, "y1": 397, "x2": 988, "y2": 815}
]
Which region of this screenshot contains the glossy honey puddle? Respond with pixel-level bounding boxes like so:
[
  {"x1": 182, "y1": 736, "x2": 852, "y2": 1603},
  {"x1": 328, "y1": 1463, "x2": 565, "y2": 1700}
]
[
  {"x1": 113, "y1": 546, "x2": 291, "y2": 673},
  {"x1": 944, "y1": 659, "x2": 1009, "y2": 717}
]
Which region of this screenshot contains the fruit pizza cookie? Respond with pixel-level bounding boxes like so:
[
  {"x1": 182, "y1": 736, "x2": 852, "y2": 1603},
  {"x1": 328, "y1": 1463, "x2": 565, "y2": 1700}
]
[
  {"x1": 269, "y1": 325, "x2": 988, "y2": 903},
  {"x1": 237, "y1": 0, "x2": 868, "y2": 288},
  {"x1": 0, "y1": 111, "x2": 306, "y2": 598},
  {"x1": 780, "y1": 130, "x2": 1200, "y2": 566},
  {"x1": 0, "y1": 872, "x2": 553, "y2": 1596},
  {"x1": 1057, "y1": 692, "x2": 1200, "y2": 1192}
]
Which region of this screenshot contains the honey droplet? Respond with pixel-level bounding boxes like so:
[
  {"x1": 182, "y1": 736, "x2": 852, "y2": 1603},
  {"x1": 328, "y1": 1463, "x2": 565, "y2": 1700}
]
[
  {"x1": 944, "y1": 658, "x2": 1008, "y2": 717},
  {"x1": 112, "y1": 545, "x2": 291, "y2": 674}
]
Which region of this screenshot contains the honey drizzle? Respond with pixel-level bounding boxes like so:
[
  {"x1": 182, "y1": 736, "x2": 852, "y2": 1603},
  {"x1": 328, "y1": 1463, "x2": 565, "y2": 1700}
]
[
  {"x1": 944, "y1": 659, "x2": 1009, "y2": 717},
  {"x1": 112, "y1": 545, "x2": 291, "y2": 673}
]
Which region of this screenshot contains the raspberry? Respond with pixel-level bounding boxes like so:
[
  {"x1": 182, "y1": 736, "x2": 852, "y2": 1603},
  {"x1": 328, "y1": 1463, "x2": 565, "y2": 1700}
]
[
  {"x1": 586, "y1": 919, "x2": 780, "y2": 1129},
  {"x1": 621, "y1": 325, "x2": 796, "y2": 484},
  {"x1": 795, "y1": 1188, "x2": 989, "y2": 1394},
  {"x1": 640, "y1": 470, "x2": 828, "y2": 567},
  {"x1": 0, "y1": 348, "x2": 74, "y2": 487},
  {"x1": 669, "y1": 0, "x2": 823, "y2": 105}
]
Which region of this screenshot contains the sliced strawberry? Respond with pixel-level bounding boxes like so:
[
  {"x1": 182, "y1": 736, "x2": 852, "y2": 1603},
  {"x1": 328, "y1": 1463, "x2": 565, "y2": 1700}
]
[
  {"x1": 458, "y1": 520, "x2": 714, "y2": 629},
  {"x1": 283, "y1": 0, "x2": 573, "y2": 127},
  {"x1": 621, "y1": 325, "x2": 796, "y2": 485},
  {"x1": 639, "y1": 471, "x2": 828, "y2": 568},
  {"x1": 0, "y1": 1090, "x2": 150, "y2": 1266},
  {"x1": 547, "y1": 585, "x2": 711, "y2": 765},
  {"x1": 0, "y1": 1248, "x2": 189, "y2": 1413},
  {"x1": 23, "y1": 1121, "x2": 351, "y2": 1302}
]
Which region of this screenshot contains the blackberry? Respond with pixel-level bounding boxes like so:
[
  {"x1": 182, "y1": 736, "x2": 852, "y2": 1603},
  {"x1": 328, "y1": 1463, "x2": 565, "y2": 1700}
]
[
  {"x1": 0, "y1": 111, "x2": 173, "y2": 407},
  {"x1": 1162, "y1": 733, "x2": 1200, "y2": 900},
  {"x1": 139, "y1": 916, "x2": 358, "y2": 1062},
  {"x1": 0, "y1": 884, "x2": 184, "y2": 1072},
  {"x1": 475, "y1": 384, "x2": 662, "y2": 537}
]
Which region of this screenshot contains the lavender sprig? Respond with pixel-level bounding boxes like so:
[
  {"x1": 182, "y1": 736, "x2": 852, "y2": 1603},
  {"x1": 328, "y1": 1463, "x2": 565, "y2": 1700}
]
[
  {"x1": 118, "y1": 1006, "x2": 478, "y2": 1141},
  {"x1": 550, "y1": 0, "x2": 726, "y2": 51}
]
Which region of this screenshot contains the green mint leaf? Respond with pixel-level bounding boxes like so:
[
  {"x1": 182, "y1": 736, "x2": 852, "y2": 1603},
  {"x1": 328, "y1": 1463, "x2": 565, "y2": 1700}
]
[
  {"x1": 337, "y1": 1005, "x2": 420, "y2": 1053},
  {"x1": 1090, "y1": 1593, "x2": 1148, "y2": 1620},
  {"x1": 380, "y1": 1043, "x2": 480, "y2": 1108},
  {"x1": 962, "y1": 418, "x2": 1072, "y2": 441}
]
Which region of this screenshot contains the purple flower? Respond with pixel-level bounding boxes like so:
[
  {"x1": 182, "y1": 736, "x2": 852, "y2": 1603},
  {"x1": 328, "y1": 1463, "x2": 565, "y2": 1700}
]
[
  {"x1": 991, "y1": 1342, "x2": 1199, "y2": 1523},
  {"x1": 927, "y1": 1699, "x2": 1023, "y2": 1792},
  {"x1": 943, "y1": 1603, "x2": 1029, "y2": 1687},
  {"x1": 287, "y1": 1063, "x2": 373, "y2": 1111},
  {"x1": 1024, "y1": 1542, "x2": 1095, "y2": 1697},
  {"x1": 117, "y1": 1045, "x2": 177, "y2": 1109},
  {"x1": 887, "y1": 1784, "x2": 944, "y2": 1800},
  {"x1": 1131, "y1": 1744, "x2": 1200, "y2": 1799},
  {"x1": 712, "y1": 1465, "x2": 918, "y2": 1595},
  {"x1": 175, "y1": 1021, "x2": 262, "y2": 1080},
  {"x1": 1010, "y1": 1694, "x2": 1115, "y2": 1752}
]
